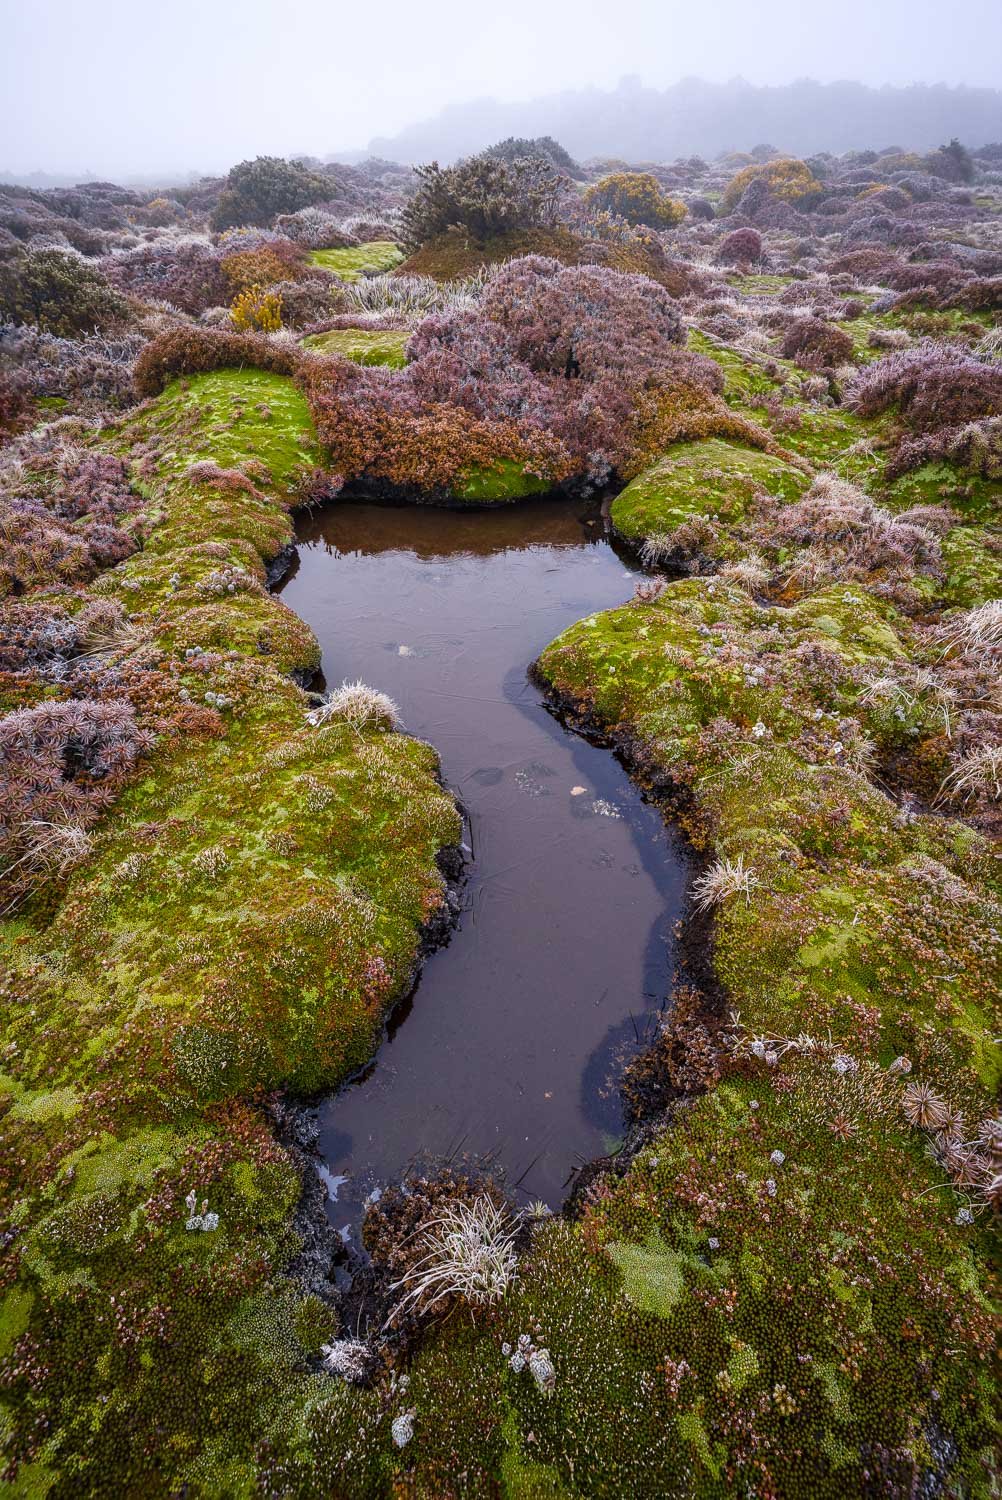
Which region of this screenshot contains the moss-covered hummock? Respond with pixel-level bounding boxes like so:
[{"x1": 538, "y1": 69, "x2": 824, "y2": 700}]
[
  {"x1": 0, "y1": 365, "x2": 461, "y2": 1493},
  {"x1": 307, "y1": 241, "x2": 405, "y2": 281},
  {"x1": 301, "y1": 326, "x2": 410, "y2": 367},
  {"x1": 611, "y1": 438, "x2": 810, "y2": 555},
  {"x1": 453, "y1": 458, "x2": 554, "y2": 504}
]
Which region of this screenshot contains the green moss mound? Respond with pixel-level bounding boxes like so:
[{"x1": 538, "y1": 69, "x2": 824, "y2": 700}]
[
  {"x1": 539, "y1": 578, "x2": 999, "y2": 1091},
  {"x1": 0, "y1": 364, "x2": 461, "y2": 1492},
  {"x1": 301, "y1": 326, "x2": 410, "y2": 367},
  {"x1": 453, "y1": 458, "x2": 554, "y2": 504},
  {"x1": 611, "y1": 438, "x2": 809, "y2": 553},
  {"x1": 525, "y1": 564, "x2": 1000, "y2": 1494},
  {"x1": 308, "y1": 240, "x2": 404, "y2": 280}
]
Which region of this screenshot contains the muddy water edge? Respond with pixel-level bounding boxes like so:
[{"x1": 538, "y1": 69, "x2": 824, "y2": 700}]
[{"x1": 274, "y1": 492, "x2": 689, "y2": 1257}]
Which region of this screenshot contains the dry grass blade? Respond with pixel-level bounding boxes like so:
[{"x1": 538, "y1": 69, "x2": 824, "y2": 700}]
[{"x1": 306, "y1": 680, "x2": 401, "y2": 732}]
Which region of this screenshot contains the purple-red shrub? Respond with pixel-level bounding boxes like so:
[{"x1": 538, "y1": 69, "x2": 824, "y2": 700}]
[
  {"x1": 944, "y1": 276, "x2": 1002, "y2": 313},
  {"x1": 850, "y1": 342, "x2": 1002, "y2": 429},
  {"x1": 0, "y1": 697, "x2": 155, "y2": 903},
  {"x1": 717, "y1": 227, "x2": 763, "y2": 264},
  {"x1": 780, "y1": 316, "x2": 855, "y2": 369},
  {"x1": 101, "y1": 238, "x2": 230, "y2": 314},
  {"x1": 0, "y1": 323, "x2": 143, "y2": 415},
  {"x1": 300, "y1": 256, "x2": 711, "y2": 490},
  {"x1": 0, "y1": 442, "x2": 147, "y2": 594},
  {"x1": 849, "y1": 342, "x2": 1002, "y2": 475}
]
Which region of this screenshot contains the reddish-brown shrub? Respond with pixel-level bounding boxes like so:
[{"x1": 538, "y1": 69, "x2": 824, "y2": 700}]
[
  {"x1": 780, "y1": 316, "x2": 855, "y2": 369},
  {"x1": 219, "y1": 240, "x2": 308, "y2": 294},
  {"x1": 133, "y1": 325, "x2": 305, "y2": 397},
  {"x1": 717, "y1": 227, "x2": 763, "y2": 264}
]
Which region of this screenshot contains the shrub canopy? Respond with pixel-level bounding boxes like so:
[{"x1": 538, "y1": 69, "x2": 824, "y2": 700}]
[
  {"x1": 0, "y1": 248, "x2": 128, "y2": 336},
  {"x1": 584, "y1": 172, "x2": 688, "y2": 228},
  {"x1": 400, "y1": 155, "x2": 563, "y2": 248},
  {"x1": 720, "y1": 157, "x2": 820, "y2": 214},
  {"x1": 211, "y1": 156, "x2": 332, "y2": 230}
]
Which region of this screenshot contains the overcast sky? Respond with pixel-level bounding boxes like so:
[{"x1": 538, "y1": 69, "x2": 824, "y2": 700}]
[{"x1": 3, "y1": 0, "x2": 1000, "y2": 179}]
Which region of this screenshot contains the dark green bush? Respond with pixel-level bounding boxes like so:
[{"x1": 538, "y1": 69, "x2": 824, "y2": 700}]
[
  {"x1": 0, "y1": 247, "x2": 129, "y2": 336},
  {"x1": 482, "y1": 135, "x2": 578, "y2": 174},
  {"x1": 400, "y1": 154, "x2": 562, "y2": 248},
  {"x1": 210, "y1": 155, "x2": 332, "y2": 230}
]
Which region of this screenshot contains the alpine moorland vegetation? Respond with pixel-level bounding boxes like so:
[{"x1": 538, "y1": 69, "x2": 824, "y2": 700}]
[{"x1": 0, "y1": 134, "x2": 998, "y2": 1496}]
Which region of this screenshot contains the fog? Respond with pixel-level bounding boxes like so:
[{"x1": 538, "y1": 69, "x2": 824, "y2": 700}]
[{"x1": 3, "y1": 0, "x2": 1001, "y2": 180}]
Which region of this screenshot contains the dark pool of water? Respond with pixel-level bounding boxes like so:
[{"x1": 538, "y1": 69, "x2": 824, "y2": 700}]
[{"x1": 276, "y1": 497, "x2": 686, "y2": 1237}]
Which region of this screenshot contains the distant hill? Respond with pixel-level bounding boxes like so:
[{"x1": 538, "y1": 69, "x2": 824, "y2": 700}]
[{"x1": 367, "y1": 77, "x2": 1002, "y2": 165}]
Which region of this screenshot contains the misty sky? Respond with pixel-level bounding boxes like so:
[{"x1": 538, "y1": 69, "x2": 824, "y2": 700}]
[{"x1": 3, "y1": 0, "x2": 1000, "y2": 178}]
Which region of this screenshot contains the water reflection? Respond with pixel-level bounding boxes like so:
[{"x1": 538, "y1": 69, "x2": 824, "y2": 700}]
[{"x1": 277, "y1": 497, "x2": 686, "y2": 1233}]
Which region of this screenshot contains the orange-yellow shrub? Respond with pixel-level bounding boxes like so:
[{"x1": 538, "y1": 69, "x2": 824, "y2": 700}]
[
  {"x1": 719, "y1": 158, "x2": 819, "y2": 214},
  {"x1": 231, "y1": 283, "x2": 283, "y2": 333},
  {"x1": 585, "y1": 172, "x2": 688, "y2": 229}
]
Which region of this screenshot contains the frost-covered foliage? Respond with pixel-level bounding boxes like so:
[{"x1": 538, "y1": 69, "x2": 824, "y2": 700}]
[
  {"x1": 401, "y1": 154, "x2": 564, "y2": 248},
  {"x1": 690, "y1": 854, "x2": 758, "y2": 910},
  {"x1": 717, "y1": 226, "x2": 763, "y2": 263},
  {"x1": 0, "y1": 246, "x2": 129, "y2": 335},
  {"x1": 765, "y1": 474, "x2": 943, "y2": 595},
  {"x1": 779, "y1": 315, "x2": 855, "y2": 370},
  {"x1": 101, "y1": 236, "x2": 230, "y2": 314},
  {"x1": 336, "y1": 271, "x2": 483, "y2": 319},
  {"x1": 273, "y1": 206, "x2": 359, "y2": 249},
  {"x1": 386, "y1": 1195, "x2": 519, "y2": 1323},
  {"x1": 482, "y1": 135, "x2": 578, "y2": 174},
  {"x1": 305, "y1": 680, "x2": 401, "y2": 731},
  {"x1": 719, "y1": 157, "x2": 820, "y2": 214},
  {"x1": 133, "y1": 324, "x2": 303, "y2": 397},
  {"x1": 0, "y1": 321, "x2": 143, "y2": 415},
  {"x1": 0, "y1": 435, "x2": 147, "y2": 593},
  {"x1": 584, "y1": 173, "x2": 687, "y2": 228},
  {"x1": 849, "y1": 341, "x2": 1002, "y2": 476},
  {"x1": 210, "y1": 155, "x2": 332, "y2": 230},
  {"x1": 0, "y1": 698, "x2": 154, "y2": 904},
  {"x1": 321, "y1": 1338, "x2": 374, "y2": 1382},
  {"x1": 300, "y1": 255, "x2": 713, "y2": 489}
]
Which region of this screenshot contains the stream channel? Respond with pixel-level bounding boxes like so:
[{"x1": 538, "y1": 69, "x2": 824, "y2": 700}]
[{"x1": 276, "y1": 495, "x2": 688, "y2": 1242}]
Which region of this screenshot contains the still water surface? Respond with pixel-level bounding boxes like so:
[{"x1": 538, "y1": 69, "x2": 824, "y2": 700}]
[{"x1": 277, "y1": 497, "x2": 686, "y2": 1234}]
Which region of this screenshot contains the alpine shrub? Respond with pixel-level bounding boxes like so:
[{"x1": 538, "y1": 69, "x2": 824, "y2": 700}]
[
  {"x1": 720, "y1": 158, "x2": 820, "y2": 215},
  {"x1": 0, "y1": 248, "x2": 129, "y2": 336},
  {"x1": 211, "y1": 156, "x2": 332, "y2": 231},
  {"x1": 400, "y1": 155, "x2": 563, "y2": 248},
  {"x1": 584, "y1": 173, "x2": 687, "y2": 229},
  {"x1": 717, "y1": 227, "x2": 763, "y2": 264},
  {"x1": 780, "y1": 316, "x2": 855, "y2": 369},
  {"x1": 300, "y1": 255, "x2": 717, "y2": 490},
  {"x1": 101, "y1": 237, "x2": 230, "y2": 315}
]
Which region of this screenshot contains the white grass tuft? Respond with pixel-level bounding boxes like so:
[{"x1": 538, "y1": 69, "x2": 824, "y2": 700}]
[
  {"x1": 690, "y1": 854, "x2": 758, "y2": 911},
  {"x1": 386, "y1": 1195, "x2": 518, "y2": 1325},
  {"x1": 938, "y1": 745, "x2": 1002, "y2": 805},
  {"x1": 306, "y1": 680, "x2": 401, "y2": 733}
]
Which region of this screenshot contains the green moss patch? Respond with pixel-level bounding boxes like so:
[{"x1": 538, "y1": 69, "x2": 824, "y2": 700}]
[
  {"x1": 611, "y1": 438, "x2": 809, "y2": 552},
  {"x1": 0, "y1": 363, "x2": 461, "y2": 1492},
  {"x1": 301, "y1": 326, "x2": 410, "y2": 367},
  {"x1": 454, "y1": 458, "x2": 554, "y2": 504},
  {"x1": 307, "y1": 241, "x2": 404, "y2": 281}
]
